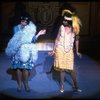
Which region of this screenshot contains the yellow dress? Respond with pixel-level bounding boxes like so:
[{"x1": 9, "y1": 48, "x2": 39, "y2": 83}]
[{"x1": 54, "y1": 25, "x2": 75, "y2": 71}]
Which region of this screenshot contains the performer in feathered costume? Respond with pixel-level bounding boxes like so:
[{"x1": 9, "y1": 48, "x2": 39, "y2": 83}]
[
  {"x1": 48, "y1": 9, "x2": 82, "y2": 93},
  {"x1": 5, "y1": 14, "x2": 46, "y2": 92}
]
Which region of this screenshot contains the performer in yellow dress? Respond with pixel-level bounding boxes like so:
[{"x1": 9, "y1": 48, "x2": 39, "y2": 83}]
[{"x1": 48, "y1": 9, "x2": 82, "y2": 93}]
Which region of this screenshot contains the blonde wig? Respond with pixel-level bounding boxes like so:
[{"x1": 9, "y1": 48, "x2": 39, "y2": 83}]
[{"x1": 61, "y1": 9, "x2": 82, "y2": 35}]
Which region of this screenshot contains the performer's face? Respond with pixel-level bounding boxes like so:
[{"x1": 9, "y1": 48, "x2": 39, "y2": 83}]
[
  {"x1": 63, "y1": 20, "x2": 68, "y2": 26},
  {"x1": 63, "y1": 19, "x2": 72, "y2": 27},
  {"x1": 20, "y1": 20, "x2": 27, "y2": 27}
]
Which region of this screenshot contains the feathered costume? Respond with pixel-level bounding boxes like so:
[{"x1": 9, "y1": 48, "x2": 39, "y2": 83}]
[{"x1": 5, "y1": 21, "x2": 38, "y2": 69}]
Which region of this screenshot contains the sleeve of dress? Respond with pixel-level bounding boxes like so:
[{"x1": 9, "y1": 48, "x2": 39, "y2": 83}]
[
  {"x1": 13, "y1": 25, "x2": 17, "y2": 33},
  {"x1": 31, "y1": 36, "x2": 38, "y2": 43},
  {"x1": 13, "y1": 25, "x2": 20, "y2": 34}
]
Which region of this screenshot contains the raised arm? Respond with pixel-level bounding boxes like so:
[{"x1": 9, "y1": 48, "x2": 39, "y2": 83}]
[{"x1": 32, "y1": 29, "x2": 46, "y2": 43}]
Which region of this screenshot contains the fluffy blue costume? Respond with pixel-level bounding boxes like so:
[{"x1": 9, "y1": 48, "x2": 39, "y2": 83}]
[{"x1": 5, "y1": 21, "x2": 38, "y2": 69}]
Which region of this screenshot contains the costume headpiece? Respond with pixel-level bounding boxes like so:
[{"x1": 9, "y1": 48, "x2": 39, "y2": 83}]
[
  {"x1": 20, "y1": 14, "x2": 30, "y2": 24},
  {"x1": 61, "y1": 9, "x2": 73, "y2": 21},
  {"x1": 61, "y1": 9, "x2": 73, "y2": 16},
  {"x1": 20, "y1": 16, "x2": 29, "y2": 22},
  {"x1": 61, "y1": 9, "x2": 82, "y2": 35}
]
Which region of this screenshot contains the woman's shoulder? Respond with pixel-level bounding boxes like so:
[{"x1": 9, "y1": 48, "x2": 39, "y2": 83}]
[
  {"x1": 29, "y1": 21, "x2": 36, "y2": 25},
  {"x1": 28, "y1": 21, "x2": 36, "y2": 28}
]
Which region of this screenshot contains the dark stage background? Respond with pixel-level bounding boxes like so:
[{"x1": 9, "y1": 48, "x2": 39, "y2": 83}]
[{"x1": 0, "y1": 1, "x2": 100, "y2": 61}]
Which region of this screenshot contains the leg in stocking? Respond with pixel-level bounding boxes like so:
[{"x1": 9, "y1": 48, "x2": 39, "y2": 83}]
[
  {"x1": 70, "y1": 70, "x2": 82, "y2": 92},
  {"x1": 70, "y1": 70, "x2": 78, "y2": 89},
  {"x1": 22, "y1": 69, "x2": 30, "y2": 92},
  {"x1": 16, "y1": 69, "x2": 22, "y2": 91},
  {"x1": 60, "y1": 71, "x2": 65, "y2": 92}
]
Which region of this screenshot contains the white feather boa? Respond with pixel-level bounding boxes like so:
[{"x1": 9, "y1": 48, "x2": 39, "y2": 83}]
[{"x1": 5, "y1": 21, "x2": 38, "y2": 63}]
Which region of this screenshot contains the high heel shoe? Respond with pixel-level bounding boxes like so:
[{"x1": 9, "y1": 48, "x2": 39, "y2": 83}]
[
  {"x1": 73, "y1": 88, "x2": 82, "y2": 93},
  {"x1": 60, "y1": 89, "x2": 64, "y2": 93},
  {"x1": 26, "y1": 88, "x2": 30, "y2": 92},
  {"x1": 17, "y1": 87, "x2": 22, "y2": 92},
  {"x1": 60, "y1": 84, "x2": 64, "y2": 93},
  {"x1": 76, "y1": 88, "x2": 82, "y2": 92},
  {"x1": 25, "y1": 86, "x2": 30, "y2": 92}
]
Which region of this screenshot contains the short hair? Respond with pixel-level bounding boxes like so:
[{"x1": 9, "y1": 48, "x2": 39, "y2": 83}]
[{"x1": 20, "y1": 13, "x2": 31, "y2": 24}]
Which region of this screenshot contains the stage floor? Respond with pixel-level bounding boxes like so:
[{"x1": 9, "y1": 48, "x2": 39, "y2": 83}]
[{"x1": 0, "y1": 51, "x2": 100, "y2": 99}]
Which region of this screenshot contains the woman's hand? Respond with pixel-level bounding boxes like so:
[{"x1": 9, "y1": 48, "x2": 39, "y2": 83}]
[
  {"x1": 38, "y1": 29, "x2": 46, "y2": 36},
  {"x1": 48, "y1": 51, "x2": 54, "y2": 56},
  {"x1": 76, "y1": 52, "x2": 82, "y2": 58},
  {"x1": 36, "y1": 29, "x2": 46, "y2": 39}
]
